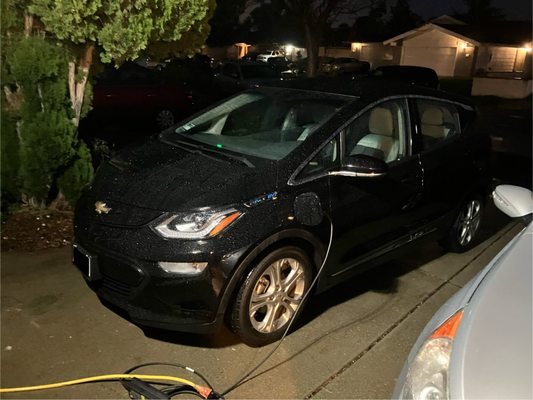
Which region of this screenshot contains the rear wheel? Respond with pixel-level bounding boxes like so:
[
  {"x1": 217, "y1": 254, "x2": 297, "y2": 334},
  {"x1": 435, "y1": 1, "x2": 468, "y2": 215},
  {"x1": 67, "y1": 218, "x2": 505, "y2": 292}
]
[
  {"x1": 155, "y1": 109, "x2": 175, "y2": 130},
  {"x1": 442, "y1": 196, "x2": 483, "y2": 253},
  {"x1": 230, "y1": 247, "x2": 312, "y2": 347}
]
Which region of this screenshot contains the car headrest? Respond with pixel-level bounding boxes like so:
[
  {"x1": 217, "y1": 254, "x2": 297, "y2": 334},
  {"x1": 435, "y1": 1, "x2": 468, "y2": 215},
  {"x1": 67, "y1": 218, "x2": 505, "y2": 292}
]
[
  {"x1": 369, "y1": 107, "x2": 393, "y2": 137},
  {"x1": 421, "y1": 107, "x2": 444, "y2": 126}
]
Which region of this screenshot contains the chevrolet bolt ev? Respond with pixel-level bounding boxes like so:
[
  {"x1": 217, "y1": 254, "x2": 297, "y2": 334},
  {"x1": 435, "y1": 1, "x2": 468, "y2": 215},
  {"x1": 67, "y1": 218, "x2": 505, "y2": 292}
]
[{"x1": 74, "y1": 78, "x2": 490, "y2": 346}]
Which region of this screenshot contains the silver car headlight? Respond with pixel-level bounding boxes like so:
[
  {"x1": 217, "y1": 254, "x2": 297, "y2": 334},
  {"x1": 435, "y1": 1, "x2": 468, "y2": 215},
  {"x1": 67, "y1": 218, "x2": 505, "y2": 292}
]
[
  {"x1": 152, "y1": 208, "x2": 242, "y2": 239},
  {"x1": 400, "y1": 309, "x2": 464, "y2": 400}
]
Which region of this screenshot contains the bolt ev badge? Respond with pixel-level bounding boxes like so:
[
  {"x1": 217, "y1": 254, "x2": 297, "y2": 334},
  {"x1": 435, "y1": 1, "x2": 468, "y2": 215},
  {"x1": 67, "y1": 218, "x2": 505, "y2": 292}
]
[{"x1": 95, "y1": 201, "x2": 111, "y2": 214}]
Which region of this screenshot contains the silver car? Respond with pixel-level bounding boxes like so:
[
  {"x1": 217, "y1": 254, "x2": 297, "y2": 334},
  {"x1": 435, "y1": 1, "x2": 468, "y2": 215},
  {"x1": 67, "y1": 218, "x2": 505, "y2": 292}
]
[{"x1": 393, "y1": 184, "x2": 533, "y2": 399}]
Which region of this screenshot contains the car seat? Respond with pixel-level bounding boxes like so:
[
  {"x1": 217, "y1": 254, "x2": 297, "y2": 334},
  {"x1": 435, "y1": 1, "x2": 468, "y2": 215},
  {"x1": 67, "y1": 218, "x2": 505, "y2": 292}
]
[
  {"x1": 351, "y1": 107, "x2": 399, "y2": 162},
  {"x1": 280, "y1": 103, "x2": 331, "y2": 142},
  {"x1": 421, "y1": 107, "x2": 447, "y2": 139}
]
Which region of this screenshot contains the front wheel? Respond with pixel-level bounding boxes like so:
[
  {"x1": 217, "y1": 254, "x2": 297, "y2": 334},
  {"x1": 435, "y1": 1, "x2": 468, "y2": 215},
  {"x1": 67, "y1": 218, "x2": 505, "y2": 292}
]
[
  {"x1": 442, "y1": 196, "x2": 484, "y2": 253},
  {"x1": 230, "y1": 247, "x2": 313, "y2": 347}
]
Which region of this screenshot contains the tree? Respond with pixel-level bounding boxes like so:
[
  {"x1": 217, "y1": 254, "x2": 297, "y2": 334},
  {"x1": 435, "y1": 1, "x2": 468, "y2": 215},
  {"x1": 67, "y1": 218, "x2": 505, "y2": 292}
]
[
  {"x1": 385, "y1": 0, "x2": 422, "y2": 37},
  {"x1": 277, "y1": 0, "x2": 372, "y2": 76},
  {"x1": 351, "y1": 0, "x2": 388, "y2": 42},
  {"x1": 2, "y1": 0, "x2": 94, "y2": 207},
  {"x1": 1, "y1": 0, "x2": 214, "y2": 208},
  {"x1": 461, "y1": 0, "x2": 504, "y2": 26},
  {"x1": 207, "y1": 0, "x2": 249, "y2": 46},
  {"x1": 29, "y1": 0, "x2": 215, "y2": 126}
]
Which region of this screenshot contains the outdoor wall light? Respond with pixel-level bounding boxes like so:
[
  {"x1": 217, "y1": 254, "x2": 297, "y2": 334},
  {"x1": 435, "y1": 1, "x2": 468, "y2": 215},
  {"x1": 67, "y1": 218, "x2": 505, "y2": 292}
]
[{"x1": 351, "y1": 42, "x2": 362, "y2": 52}]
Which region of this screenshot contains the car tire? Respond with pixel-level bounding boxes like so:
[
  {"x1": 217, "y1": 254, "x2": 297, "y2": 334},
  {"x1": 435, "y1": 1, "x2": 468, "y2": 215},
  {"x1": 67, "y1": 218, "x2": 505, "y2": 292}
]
[
  {"x1": 230, "y1": 246, "x2": 313, "y2": 347},
  {"x1": 155, "y1": 109, "x2": 175, "y2": 130},
  {"x1": 442, "y1": 196, "x2": 484, "y2": 253}
]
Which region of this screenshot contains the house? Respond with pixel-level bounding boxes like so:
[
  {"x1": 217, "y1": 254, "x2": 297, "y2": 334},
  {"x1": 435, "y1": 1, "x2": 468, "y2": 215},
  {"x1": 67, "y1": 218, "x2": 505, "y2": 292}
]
[
  {"x1": 382, "y1": 16, "x2": 531, "y2": 79},
  {"x1": 340, "y1": 15, "x2": 532, "y2": 98}
]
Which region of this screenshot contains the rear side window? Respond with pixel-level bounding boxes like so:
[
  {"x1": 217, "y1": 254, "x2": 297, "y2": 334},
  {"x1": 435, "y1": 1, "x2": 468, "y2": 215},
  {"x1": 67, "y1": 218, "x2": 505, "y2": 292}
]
[{"x1": 416, "y1": 99, "x2": 461, "y2": 149}]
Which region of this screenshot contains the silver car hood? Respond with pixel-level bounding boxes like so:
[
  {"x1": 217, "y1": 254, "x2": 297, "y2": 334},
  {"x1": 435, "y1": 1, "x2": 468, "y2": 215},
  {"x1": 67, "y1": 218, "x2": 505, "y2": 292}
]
[{"x1": 450, "y1": 223, "x2": 533, "y2": 399}]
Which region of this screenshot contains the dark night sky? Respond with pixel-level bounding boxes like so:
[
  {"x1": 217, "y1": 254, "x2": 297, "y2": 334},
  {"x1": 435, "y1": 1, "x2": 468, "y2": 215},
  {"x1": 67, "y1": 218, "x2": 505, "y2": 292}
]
[{"x1": 409, "y1": 0, "x2": 532, "y2": 20}]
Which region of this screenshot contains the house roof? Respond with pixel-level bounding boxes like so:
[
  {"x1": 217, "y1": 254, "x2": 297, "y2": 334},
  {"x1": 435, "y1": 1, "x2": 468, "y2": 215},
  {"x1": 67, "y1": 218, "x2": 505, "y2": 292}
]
[
  {"x1": 384, "y1": 23, "x2": 481, "y2": 46},
  {"x1": 383, "y1": 18, "x2": 532, "y2": 47}
]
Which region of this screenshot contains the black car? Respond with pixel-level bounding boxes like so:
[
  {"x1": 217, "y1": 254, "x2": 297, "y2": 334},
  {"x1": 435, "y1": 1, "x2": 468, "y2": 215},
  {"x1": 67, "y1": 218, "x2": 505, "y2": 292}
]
[
  {"x1": 73, "y1": 78, "x2": 490, "y2": 346},
  {"x1": 370, "y1": 65, "x2": 440, "y2": 88},
  {"x1": 212, "y1": 61, "x2": 283, "y2": 97},
  {"x1": 323, "y1": 57, "x2": 371, "y2": 75}
]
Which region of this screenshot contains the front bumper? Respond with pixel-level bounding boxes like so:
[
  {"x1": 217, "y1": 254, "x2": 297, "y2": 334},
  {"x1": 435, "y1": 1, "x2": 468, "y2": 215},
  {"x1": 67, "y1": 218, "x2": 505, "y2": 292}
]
[
  {"x1": 72, "y1": 186, "x2": 285, "y2": 334},
  {"x1": 73, "y1": 239, "x2": 236, "y2": 334}
]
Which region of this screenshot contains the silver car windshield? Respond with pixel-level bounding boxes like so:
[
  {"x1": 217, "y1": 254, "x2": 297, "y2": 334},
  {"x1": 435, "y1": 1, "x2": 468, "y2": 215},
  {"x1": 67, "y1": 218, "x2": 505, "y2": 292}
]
[{"x1": 168, "y1": 89, "x2": 350, "y2": 161}]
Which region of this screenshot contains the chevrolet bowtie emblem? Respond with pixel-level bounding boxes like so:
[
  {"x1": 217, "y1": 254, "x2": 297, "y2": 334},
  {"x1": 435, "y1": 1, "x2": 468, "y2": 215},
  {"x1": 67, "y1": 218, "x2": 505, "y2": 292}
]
[{"x1": 95, "y1": 201, "x2": 112, "y2": 214}]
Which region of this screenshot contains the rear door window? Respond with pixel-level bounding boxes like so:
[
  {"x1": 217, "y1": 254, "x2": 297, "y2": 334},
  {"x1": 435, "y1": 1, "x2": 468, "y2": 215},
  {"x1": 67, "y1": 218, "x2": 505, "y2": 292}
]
[{"x1": 416, "y1": 99, "x2": 461, "y2": 149}]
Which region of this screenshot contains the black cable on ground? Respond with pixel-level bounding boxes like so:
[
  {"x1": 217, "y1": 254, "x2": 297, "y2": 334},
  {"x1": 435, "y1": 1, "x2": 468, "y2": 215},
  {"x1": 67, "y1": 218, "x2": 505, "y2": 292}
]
[
  {"x1": 220, "y1": 216, "x2": 334, "y2": 397},
  {"x1": 123, "y1": 362, "x2": 215, "y2": 391}
]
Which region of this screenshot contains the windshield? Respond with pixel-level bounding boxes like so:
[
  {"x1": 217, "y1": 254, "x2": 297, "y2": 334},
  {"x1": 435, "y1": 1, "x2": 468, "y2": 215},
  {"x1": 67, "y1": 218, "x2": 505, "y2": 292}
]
[{"x1": 166, "y1": 89, "x2": 350, "y2": 161}]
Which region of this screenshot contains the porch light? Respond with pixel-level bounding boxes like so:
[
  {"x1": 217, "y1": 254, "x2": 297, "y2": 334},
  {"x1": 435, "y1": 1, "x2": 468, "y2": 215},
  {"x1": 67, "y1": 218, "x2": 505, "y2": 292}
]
[
  {"x1": 351, "y1": 42, "x2": 362, "y2": 52},
  {"x1": 523, "y1": 43, "x2": 532, "y2": 53}
]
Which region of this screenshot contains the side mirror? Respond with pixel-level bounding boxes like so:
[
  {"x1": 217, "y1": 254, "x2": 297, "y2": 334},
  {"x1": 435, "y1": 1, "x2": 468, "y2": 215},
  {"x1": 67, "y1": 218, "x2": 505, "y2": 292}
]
[
  {"x1": 329, "y1": 154, "x2": 388, "y2": 178},
  {"x1": 493, "y1": 185, "x2": 533, "y2": 218}
]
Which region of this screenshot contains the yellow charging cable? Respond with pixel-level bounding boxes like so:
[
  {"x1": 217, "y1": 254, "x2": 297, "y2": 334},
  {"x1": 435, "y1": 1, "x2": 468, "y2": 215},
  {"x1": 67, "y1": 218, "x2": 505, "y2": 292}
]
[{"x1": 0, "y1": 374, "x2": 210, "y2": 397}]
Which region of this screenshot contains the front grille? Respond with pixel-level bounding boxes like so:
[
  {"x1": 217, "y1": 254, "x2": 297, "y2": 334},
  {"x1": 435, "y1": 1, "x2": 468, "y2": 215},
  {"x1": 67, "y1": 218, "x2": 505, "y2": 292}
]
[
  {"x1": 93, "y1": 253, "x2": 145, "y2": 298},
  {"x1": 100, "y1": 274, "x2": 133, "y2": 297},
  {"x1": 88, "y1": 200, "x2": 162, "y2": 227}
]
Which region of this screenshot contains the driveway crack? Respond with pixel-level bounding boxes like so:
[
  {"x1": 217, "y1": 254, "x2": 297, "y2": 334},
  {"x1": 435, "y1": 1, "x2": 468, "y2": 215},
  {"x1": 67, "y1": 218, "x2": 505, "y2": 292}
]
[{"x1": 306, "y1": 222, "x2": 518, "y2": 399}]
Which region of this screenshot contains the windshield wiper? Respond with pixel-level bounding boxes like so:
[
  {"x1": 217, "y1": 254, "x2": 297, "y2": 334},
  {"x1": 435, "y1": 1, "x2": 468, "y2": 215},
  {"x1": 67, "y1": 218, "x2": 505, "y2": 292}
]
[{"x1": 163, "y1": 138, "x2": 255, "y2": 168}]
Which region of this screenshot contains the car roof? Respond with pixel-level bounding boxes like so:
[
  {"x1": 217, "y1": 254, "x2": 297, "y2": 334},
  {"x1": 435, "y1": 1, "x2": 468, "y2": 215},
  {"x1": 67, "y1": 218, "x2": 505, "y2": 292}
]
[
  {"x1": 375, "y1": 65, "x2": 438, "y2": 77},
  {"x1": 265, "y1": 76, "x2": 472, "y2": 107},
  {"x1": 226, "y1": 60, "x2": 273, "y2": 66}
]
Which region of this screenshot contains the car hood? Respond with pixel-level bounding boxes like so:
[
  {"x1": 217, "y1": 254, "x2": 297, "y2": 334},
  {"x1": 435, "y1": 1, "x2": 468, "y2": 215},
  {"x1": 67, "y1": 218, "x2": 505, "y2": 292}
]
[
  {"x1": 89, "y1": 137, "x2": 278, "y2": 212},
  {"x1": 452, "y1": 222, "x2": 532, "y2": 399}
]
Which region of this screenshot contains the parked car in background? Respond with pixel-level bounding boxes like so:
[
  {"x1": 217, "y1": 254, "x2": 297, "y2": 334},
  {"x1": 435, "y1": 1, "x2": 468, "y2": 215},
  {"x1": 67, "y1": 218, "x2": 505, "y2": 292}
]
[
  {"x1": 323, "y1": 57, "x2": 370, "y2": 75},
  {"x1": 292, "y1": 56, "x2": 335, "y2": 76},
  {"x1": 212, "y1": 60, "x2": 283, "y2": 97},
  {"x1": 242, "y1": 52, "x2": 260, "y2": 61},
  {"x1": 74, "y1": 78, "x2": 490, "y2": 347},
  {"x1": 393, "y1": 184, "x2": 532, "y2": 400},
  {"x1": 160, "y1": 56, "x2": 215, "y2": 109},
  {"x1": 267, "y1": 56, "x2": 296, "y2": 78},
  {"x1": 370, "y1": 65, "x2": 439, "y2": 88},
  {"x1": 256, "y1": 49, "x2": 283, "y2": 62},
  {"x1": 90, "y1": 61, "x2": 197, "y2": 130}
]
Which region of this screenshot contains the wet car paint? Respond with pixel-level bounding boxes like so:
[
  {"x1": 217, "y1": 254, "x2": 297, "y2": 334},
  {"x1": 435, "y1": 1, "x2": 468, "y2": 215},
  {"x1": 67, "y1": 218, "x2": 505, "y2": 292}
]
[{"x1": 74, "y1": 78, "x2": 490, "y2": 335}]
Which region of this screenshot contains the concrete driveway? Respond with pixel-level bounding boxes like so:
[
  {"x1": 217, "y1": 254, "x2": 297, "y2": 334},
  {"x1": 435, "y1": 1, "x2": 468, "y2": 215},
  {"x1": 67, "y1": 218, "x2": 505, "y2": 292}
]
[{"x1": 1, "y1": 204, "x2": 522, "y2": 399}]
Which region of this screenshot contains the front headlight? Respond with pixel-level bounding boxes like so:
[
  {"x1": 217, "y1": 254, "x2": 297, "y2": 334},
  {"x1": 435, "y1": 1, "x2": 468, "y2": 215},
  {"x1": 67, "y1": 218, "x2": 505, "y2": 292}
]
[
  {"x1": 152, "y1": 208, "x2": 242, "y2": 239},
  {"x1": 400, "y1": 310, "x2": 464, "y2": 400}
]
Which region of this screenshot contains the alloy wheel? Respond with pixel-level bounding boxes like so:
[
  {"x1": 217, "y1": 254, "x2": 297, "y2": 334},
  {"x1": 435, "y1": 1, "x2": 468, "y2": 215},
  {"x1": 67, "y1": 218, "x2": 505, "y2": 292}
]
[
  {"x1": 156, "y1": 109, "x2": 175, "y2": 129},
  {"x1": 456, "y1": 199, "x2": 482, "y2": 247},
  {"x1": 248, "y1": 257, "x2": 306, "y2": 334}
]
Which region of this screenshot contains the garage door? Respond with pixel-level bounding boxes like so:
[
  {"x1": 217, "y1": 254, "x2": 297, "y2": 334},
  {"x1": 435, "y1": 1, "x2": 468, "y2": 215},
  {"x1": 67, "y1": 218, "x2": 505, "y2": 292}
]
[{"x1": 402, "y1": 47, "x2": 457, "y2": 77}]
